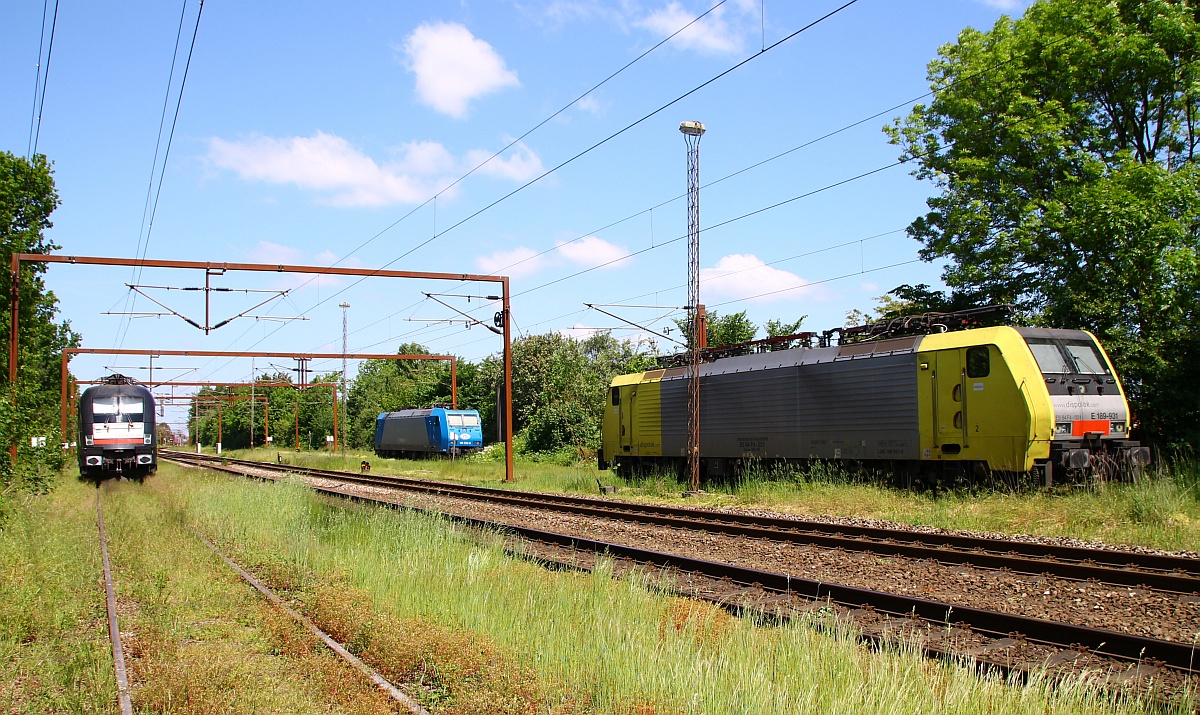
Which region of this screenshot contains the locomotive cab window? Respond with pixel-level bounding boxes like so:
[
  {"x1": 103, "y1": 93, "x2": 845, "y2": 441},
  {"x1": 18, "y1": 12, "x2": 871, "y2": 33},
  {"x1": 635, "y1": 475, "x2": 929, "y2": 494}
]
[
  {"x1": 447, "y1": 414, "x2": 464, "y2": 426},
  {"x1": 611, "y1": 387, "x2": 620, "y2": 406},
  {"x1": 966, "y1": 346, "x2": 990, "y2": 378},
  {"x1": 1063, "y1": 341, "x2": 1111, "y2": 375}
]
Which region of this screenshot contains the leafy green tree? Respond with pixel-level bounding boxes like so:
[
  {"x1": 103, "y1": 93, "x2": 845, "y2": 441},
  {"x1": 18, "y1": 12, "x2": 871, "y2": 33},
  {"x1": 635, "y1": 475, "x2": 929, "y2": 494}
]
[
  {"x1": 0, "y1": 152, "x2": 78, "y2": 491},
  {"x1": 673, "y1": 310, "x2": 758, "y2": 349},
  {"x1": 764, "y1": 316, "x2": 807, "y2": 349},
  {"x1": 887, "y1": 0, "x2": 1200, "y2": 448},
  {"x1": 504, "y1": 331, "x2": 655, "y2": 455},
  {"x1": 189, "y1": 372, "x2": 337, "y2": 451},
  {"x1": 344, "y1": 343, "x2": 461, "y2": 448}
]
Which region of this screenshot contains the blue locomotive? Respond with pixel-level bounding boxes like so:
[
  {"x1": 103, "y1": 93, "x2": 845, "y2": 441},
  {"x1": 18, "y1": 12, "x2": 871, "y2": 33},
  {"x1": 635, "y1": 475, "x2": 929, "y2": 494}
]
[
  {"x1": 78, "y1": 374, "x2": 157, "y2": 480},
  {"x1": 373, "y1": 407, "x2": 484, "y2": 458}
]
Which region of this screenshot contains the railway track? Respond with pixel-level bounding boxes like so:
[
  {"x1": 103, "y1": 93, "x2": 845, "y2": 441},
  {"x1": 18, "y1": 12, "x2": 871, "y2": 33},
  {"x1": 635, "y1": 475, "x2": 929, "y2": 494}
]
[
  {"x1": 95, "y1": 475, "x2": 430, "y2": 713},
  {"x1": 96, "y1": 487, "x2": 134, "y2": 715},
  {"x1": 165, "y1": 451, "x2": 1200, "y2": 698},
  {"x1": 165, "y1": 451, "x2": 1200, "y2": 594}
]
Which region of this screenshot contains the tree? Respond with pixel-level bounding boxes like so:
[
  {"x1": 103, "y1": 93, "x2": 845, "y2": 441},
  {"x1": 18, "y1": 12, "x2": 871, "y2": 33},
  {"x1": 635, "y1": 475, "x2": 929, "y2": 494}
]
[
  {"x1": 673, "y1": 310, "x2": 758, "y2": 349},
  {"x1": 764, "y1": 316, "x2": 807, "y2": 349},
  {"x1": 0, "y1": 152, "x2": 78, "y2": 491},
  {"x1": 887, "y1": 0, "x2": 1200, "y2": 449},
  {"x1": 502, "y1": 331, "x2": 654, "y2": 455},
  {"x1": 344, "y1": 343, "x2": 460, "y2": 447}
]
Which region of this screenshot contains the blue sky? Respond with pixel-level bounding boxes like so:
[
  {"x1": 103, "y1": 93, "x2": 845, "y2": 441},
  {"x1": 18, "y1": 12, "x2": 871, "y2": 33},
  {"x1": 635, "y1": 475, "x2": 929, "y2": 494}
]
[{"x1": 2, "y1": 0, "x2": 1029, "y2": 425}]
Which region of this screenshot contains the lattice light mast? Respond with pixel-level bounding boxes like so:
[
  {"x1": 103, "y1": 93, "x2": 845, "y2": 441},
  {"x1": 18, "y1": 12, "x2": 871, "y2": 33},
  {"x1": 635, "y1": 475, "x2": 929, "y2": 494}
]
[
  {"x1": 680, "y1": 120, "x2": 705, "y2": 493},
  {"x1": 339, "y1": 302, "x2": 350, "y2": 455}
]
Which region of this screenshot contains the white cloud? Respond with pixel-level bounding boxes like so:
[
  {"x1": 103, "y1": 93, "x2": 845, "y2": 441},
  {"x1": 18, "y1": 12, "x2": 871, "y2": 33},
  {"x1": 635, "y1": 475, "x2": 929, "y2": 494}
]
[
  {"x1": 403, "y1": 22, "x2": 520, "y2": 118},
  {"x1": 700, "y1": 254, "x2": 814, "y2": 302},
  {"x1": 240, "y1": 241, "x2": 358, "y2": 290},
  {"x1": 207, "y1": 132, "x2": 459, "y2": 207},
  {"x1": 576, "y1": 94, "x2": 601, "y2": 114},
  {"x1": 637, "y1": 2, "x2": 743, "y2": 55},
  {"x1": 465, "y1": 141, "x2": 544, "y2": 182},
  {"x1": 246, "y1": 240, "x2": 306, "y2": 265},
  {"x1": 475, "y1": 246, "x2": 547, "y2": 278},
  {"x1": 207, "y1": 132, "x2": 543, "y2": 207},
  {"x1": 859, "y1": 281, "x2": 879, "y2": 293},
  {"x1": 556, "y1": 235, "x2": 630, "y2": 268}
]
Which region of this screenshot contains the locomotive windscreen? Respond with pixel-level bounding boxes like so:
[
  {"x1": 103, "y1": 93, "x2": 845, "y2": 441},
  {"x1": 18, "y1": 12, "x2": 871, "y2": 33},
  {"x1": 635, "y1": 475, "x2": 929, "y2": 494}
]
[
  {"x1": 1025, "y1": 337, "x2": 1112, "y2": 376},
  {"x1": 90, "y1": 395, "x2": 145, "y2": 423}
]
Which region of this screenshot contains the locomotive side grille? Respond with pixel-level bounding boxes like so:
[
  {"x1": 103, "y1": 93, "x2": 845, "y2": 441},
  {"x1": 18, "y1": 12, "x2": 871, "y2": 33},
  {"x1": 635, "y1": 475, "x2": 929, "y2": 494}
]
[{"x1": 658, "y1": 353, "x2": 920, "y2": 460}]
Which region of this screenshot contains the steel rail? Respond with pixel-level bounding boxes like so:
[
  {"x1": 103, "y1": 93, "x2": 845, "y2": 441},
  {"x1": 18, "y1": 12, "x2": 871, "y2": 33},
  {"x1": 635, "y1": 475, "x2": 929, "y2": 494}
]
[
  {"x1": 195, "y1": 533, "x2": 430, "y2": 714},
  {"x1": 96, "y1": 490, "x2": 134, "y2": 715},
  {"x1": 166, "y1": 451, "x2": 1200, "y2": 593},
  {"x1": 166, "y1": 453, "x2": 1200, "y2": 675}
]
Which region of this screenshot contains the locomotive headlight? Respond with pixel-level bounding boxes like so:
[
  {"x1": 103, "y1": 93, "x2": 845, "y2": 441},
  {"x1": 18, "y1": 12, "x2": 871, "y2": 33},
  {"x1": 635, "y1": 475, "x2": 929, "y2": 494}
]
[
  {"x1": 84, "y1": 436, "x2": 94, "y2": 446},
  {"x1": 1054, "y1": 422, "x2": 1072, "y2": 435},
  {"x1": 144, "y1": 435, "x2": 152, "y2": 445},
  {"x1": 1111, "y1": 421, "x2": 1126, "y2": 433}
]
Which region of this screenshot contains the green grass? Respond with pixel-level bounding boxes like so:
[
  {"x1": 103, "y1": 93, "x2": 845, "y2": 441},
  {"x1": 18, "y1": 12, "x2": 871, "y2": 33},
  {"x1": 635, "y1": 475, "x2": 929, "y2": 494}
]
[
  {"x1": 217, "y1": 445, "x2": 1200, "y2": 553},
  {"x1": 0, "y1": 478, "x2": 113, "y2": 713},
  {"x1": 5, "y1": 463, "x2": 1194, "y2": 712},
  {"x1": 178, "y1": 464, "x2": 1187, "y2": 714},
  {"x1": 0, "y1": 471, "x2": 422, "y2": 713}
]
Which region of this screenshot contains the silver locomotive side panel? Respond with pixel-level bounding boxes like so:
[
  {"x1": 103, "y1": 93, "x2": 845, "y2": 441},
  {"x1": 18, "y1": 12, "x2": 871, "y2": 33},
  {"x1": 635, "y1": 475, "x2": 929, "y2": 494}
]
[{"x1": 659, "y1": 349, "x2": 921, "y2": 461}]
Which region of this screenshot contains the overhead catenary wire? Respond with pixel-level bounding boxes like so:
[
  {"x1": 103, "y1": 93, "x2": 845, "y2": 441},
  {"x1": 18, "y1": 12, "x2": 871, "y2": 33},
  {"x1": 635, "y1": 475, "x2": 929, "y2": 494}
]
[
  {"x1": 189, "y1": 0, "x2": 1088, "y2": 383},
  {"x1": 333, "y1": 11, "x2": 1115, "y2": 342},
  {"x1": 348, "y1": 227, "x2": 907, "y2": 358},
  {"x1": 180, "y1": 0, "x2": 745, "y2": 374},
  {"x1": 302, "y1": 0, "x2": 877, "y2": 353},
  {"x1": 388, "y1": 91, "x2": 1078, "y2": 355},
  {"x1": 115, "y1": 0, "x2": 206, "y2": 352},
  {"x1": 26, "y1": 0, "x2": 60, "y2": 158},
  {"x1": 187, "y1": 1, "x2": 862, "y2": 385}
]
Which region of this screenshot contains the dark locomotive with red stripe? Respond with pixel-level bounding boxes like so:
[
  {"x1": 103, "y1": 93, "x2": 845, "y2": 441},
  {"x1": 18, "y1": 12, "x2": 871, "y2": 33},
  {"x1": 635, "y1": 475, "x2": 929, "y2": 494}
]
[{"x1": 77, "y1": 374, "x2": 157, "y2": 480}]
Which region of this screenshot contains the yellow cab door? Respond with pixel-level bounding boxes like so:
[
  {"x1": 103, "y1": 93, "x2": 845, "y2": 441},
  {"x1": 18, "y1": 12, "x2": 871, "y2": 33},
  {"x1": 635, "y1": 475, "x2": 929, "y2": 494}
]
[
  {"x1": 619, "y1": 386, "x2": 633, "y2": 454},
  {"x1": 933, "y1": 349, "x2": 967, "y2": 455}
]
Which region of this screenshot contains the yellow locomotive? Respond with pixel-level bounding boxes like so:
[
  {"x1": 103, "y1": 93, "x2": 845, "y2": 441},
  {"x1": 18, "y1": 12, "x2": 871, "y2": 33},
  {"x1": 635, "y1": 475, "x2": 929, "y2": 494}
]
[{"x1": 598, "y1": 310, "x2": 1149, "y2": 486}]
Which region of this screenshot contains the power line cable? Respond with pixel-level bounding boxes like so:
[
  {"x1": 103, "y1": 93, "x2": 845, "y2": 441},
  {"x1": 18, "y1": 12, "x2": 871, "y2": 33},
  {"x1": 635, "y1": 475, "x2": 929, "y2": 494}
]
[
  {"x1": 190, "y1": 0, "x2": 862, "y2": 382},
  {"x1": 28, "y1": 0, "x2": 60, "y2": 157},
  {"x1": 116, "y1": 0, "x2": 206, "y2": 351},
  {"x1": 26, "y1": 0, "x2": 51, "y2": 158},
  {"x1": 365, "y1": 0, "x2": 863, "y2": 274},
  {"x1": 317, "y1": 0, "x2": 735, "y2": 274},
  {"x1": 112, "y1": 0, "x2": 192, "y2": 352}
]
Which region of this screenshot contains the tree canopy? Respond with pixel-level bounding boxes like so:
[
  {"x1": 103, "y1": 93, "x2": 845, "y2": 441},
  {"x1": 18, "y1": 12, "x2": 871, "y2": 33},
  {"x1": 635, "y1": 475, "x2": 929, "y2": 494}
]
[
  {"x1": 0, "y1": 152, "x2": 78, "y2": 491},
  {"x1": 887, "y1": 0, "x2": 1200, "y2": 448}
]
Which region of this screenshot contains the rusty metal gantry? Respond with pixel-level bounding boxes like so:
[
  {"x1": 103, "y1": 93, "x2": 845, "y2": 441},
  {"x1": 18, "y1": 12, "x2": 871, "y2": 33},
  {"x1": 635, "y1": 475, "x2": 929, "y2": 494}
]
[
  {"x1": 157, "y1": 394, "x2": 271, "y2": 450},
  {"x1": 10, "y1": 254, "x2": 514, "y2": 481},
  {"x1": 67, "y1": 381, "x2": 345, "y2": 450},
  {"x1": 62, "y1": 349, "x2": 452, "y2": 453}
]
